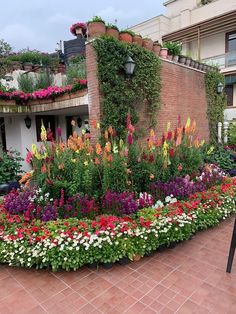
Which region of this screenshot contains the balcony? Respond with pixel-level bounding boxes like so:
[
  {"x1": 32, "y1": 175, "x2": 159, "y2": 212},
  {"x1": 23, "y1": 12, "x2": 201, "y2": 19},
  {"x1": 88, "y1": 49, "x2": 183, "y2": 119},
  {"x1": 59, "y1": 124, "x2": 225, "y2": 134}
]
[{"x1": 202, "y1": 51, "x2": 236, "y2": 70}]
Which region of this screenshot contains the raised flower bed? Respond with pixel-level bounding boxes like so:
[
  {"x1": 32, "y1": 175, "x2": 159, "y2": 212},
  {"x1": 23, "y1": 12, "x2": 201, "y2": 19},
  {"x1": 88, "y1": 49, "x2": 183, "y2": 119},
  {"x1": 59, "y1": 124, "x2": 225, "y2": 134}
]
[{"x1": 0, "y1": 179, "x2": 235, "y2": 271}]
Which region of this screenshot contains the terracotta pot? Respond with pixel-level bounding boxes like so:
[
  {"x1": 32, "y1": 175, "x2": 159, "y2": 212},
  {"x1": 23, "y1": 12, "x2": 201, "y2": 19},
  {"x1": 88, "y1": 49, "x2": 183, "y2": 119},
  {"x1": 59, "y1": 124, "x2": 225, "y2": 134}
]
[
  {"x1": 172, "y1": 55, "x2": 179, "y2": 62},
  {"x1": 153, "y1": 43, "x2": 161, "y2": 56},
  {"x1": 167, "y1": 54, "x2": 173, "y2": 61},
  {"x1": 106, "y1": 27, "x2": 119, "y2": 39},
  {"x1": 88, "y1": 21, "x2": 106, "y2": 39},
  {"x1": 75, "y1": 27, "x2": 84, "y2": 37},
  {"x1": 132, "y1": 254, "x2": 141, "y2": 262},
  {"x1": 119, "y1": 32, "x2": 133, "y2": 43},
  {"x1": 159, "y1": 47, "x2": 168, "y2": 59},
  {"x1": 142, "y1": 38, "x2": 153, "y2": 51},
  {"x1": 133, "y1": 35, "x2": 143, "y2": 46}
]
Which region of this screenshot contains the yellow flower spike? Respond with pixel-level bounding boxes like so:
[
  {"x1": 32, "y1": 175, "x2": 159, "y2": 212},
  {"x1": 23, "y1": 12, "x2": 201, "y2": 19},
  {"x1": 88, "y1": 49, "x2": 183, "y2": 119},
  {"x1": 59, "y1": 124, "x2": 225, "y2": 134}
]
[
  {"x1": 113, "y1": 142, "x2": 118, "y2": 153},
  {"x1": 84, "y1": 160, "x2": 89, "y2": 166},
  {"x1": 97, "y1": 122, "x2": 100, "y2": 129},
  {"x1": 207, "y1": 145, "x2": 214, "y2": 154},
  {"x1": 200, "y1": 140, "x2": 205, "y2": 146},
  {"x1": 31, "y1": 143, "x2": 37, "y2": 155},
  {"x1": 40, "y1": 122, "x2": 47, "y2": 142},
  {"x1": 105, "y1": 141, "x2": 111, "y2": 153},
  {"x1": 119, "y1": 139, "x2": 124, "y2": 148},
  {"x1": 166, "y1": 122, "x2": 171, "y2": 132},
  {"x1": 162, "y1": 141, "x2": 169, "y2": 157},
  {"x1": 185, "y1": 117, "x2": 191, "y2": 129},
  {"x1": 81, "y1": 129, "x2": 86, "y2": 135},
  {"x1": 71, "y1": 159, "x2": 76, "y2": 163},
  {"x1": 150, "y1": 129, "x2": 155, "y2": 138}
]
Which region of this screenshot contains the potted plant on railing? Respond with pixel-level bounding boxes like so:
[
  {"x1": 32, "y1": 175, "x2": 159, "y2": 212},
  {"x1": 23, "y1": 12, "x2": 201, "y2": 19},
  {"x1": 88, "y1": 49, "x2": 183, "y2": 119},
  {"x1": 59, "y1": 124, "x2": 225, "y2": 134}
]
[
  {"x1": 70, "y1": 22, "x2": 87, "y2": 38},
  {"x1": 119, "y1": 30, "x2": 134, "y2": 43},
  {"x1": 163, "y1": 41, "x2": 182, "y2": 62},
  {"x1": 133, "y1": 34, "x2": 143, "y2": 46},
  {"x1": 142, "y1": 37, "x2": 154, "y2": 51},
  {"x1": 106, "y1": 23, "x2": 119, "y2": 39},
  {"x1": 87, "y1": 16, "x2": 106, "y2": 39},
  {"x1": 153, "y1": 41, "x2": 162, "y2": 56},
  {"x1": 159, "y1": 46, "x2": 168, "y2": 59}
]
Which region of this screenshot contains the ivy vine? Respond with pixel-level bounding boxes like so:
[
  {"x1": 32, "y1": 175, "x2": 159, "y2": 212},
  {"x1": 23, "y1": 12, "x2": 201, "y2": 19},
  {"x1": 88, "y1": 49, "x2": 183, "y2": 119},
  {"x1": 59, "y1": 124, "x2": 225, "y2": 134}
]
[
  {"x1": 205, "y1": 70, "x2": 226, "y2": 144},
  {"x1": 93, "y1": 36, "x2": 161, "y2": 138}
]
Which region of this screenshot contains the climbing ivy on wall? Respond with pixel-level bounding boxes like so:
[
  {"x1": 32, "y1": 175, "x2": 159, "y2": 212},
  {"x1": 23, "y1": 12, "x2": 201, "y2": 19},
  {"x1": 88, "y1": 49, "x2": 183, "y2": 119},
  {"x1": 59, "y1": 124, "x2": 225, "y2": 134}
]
[
  {"x1": 93, "y1": 36, "x2": 161, "y2": 139},
  {"x1": 205, "y1": 70, "x2": 226, "y2": 144}
]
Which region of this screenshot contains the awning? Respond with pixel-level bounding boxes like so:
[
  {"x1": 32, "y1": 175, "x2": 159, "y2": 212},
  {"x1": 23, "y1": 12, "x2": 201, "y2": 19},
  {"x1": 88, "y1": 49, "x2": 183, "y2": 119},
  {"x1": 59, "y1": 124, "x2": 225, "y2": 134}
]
[{"x1": 162, "y1": 9, "x2": 236, "y2": 43}]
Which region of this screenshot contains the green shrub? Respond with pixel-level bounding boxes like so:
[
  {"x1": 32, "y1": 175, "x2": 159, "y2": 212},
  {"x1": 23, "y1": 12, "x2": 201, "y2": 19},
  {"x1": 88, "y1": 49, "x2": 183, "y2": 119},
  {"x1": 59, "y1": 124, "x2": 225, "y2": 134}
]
[
  {"x1": 17, "y1": 73, "x2": 34, "y2": 93},
  {"x1": 162, "y1": 41, "x2": 182, "y2": 55},
  {"x1": 0, "y1": 147, "x2": 23, "y2": 184},
  {"x1": 34, "y1": 72, "x2": 54, "y2": 90},
  {"x1": 228, "y1": 122, "x2": 236, "y2": 146}
]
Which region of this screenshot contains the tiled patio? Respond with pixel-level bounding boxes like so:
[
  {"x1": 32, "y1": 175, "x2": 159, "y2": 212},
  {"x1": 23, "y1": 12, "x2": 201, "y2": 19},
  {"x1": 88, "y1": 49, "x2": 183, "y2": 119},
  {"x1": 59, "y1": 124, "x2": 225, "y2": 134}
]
[{"x1": 1, "y1": 216, "x2": 236, "y2": 314}]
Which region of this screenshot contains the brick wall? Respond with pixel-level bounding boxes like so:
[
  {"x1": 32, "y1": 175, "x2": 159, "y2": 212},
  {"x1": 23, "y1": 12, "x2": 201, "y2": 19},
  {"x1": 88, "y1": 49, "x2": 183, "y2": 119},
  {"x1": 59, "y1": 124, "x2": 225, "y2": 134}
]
[{"x1": 86, "y1": 43, "x2": 209, "y2": 142}]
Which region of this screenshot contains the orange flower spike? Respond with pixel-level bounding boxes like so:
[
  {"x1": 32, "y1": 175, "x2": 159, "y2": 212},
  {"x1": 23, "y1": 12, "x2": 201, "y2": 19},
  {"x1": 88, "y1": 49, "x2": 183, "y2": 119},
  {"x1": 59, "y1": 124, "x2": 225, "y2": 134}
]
[
  {"x1": 41, "y1": 164, "x2": 47, "y2": 173},
  {"x1": 105, "y1": 141, "x2": 111, "y2": 153},
  {"x1": 107, "y1": 154, "x2": 113, "y2": 163},
  {"x1": 96, "y1": 143, "x2": 102, "y2": 155},
  {"x1": 108, "y1": 126, "x2": 113, "y2": 135},
  {"x1": 91, "y1": 120, "x2": 97, "y2": 128},
  {"x1": 104, "y1": 130, "x2": 109, "y2": 140},
  {"x1": 191, "y1": 120, "x2": 196, "y2": 133},
  {"x1": 148, "y1": 138, "x2": 154, "y2": 149},
  {"x1": 94, "y1": 157, "x2": 100, "y2": 165},
  {"x1": 155, "y1": 139, "x2": 161, "y2": 147}
]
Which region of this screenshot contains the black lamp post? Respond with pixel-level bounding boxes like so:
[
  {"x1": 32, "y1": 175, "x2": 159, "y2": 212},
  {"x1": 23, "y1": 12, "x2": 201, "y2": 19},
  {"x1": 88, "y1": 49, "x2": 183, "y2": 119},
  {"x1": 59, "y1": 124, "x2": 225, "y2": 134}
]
[
  {"x1": 124, "y1": 56, "x2": 136, "y2": 77},
  {"x1": 77, "y1": 116, "x2": 82, "y2": 128},
  {"x1": 24, "y1": 116, "x2": 32, "y2": 129},
  {"x1": 217, "y1": 82, "x2": 224, "y2": 94}
]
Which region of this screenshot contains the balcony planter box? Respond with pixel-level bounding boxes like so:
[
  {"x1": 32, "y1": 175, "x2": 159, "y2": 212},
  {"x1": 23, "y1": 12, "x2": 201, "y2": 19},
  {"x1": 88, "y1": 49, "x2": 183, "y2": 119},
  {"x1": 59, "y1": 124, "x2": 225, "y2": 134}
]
[
  {"x1": 119, "y1": 32, "x2": 133, "y2": 43},
  {"x1": 133, "y1": 35, "x2": 143, "y2": 46},
  {"x1": 106, "y1": 27, "x2": 119, "y2": 39},
  {"x1": 88, "y1": 21, "x2": 106, "y2": 39},
  {"x1": 179, "y1": 55, "x2": 186, "y2": 64},
  {"x1": 159, "y1": 47, "x2": 168, "y2": 59},
  {"x1": 142, "y1": 38, "x2": 153, "y2": 51},
  {"x1": 153, "y1": 43, "x2": 161, "y2": 56},
  {"x1": 167, "y1": 54, "x2": 174, "y2": 61}
]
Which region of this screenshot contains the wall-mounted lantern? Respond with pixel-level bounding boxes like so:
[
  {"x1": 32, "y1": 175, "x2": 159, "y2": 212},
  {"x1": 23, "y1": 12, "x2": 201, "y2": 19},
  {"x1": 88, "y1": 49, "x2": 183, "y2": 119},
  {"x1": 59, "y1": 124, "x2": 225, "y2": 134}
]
[
  {"x1": 124, "y1": 56, "x2": 136, "y2": 77},
  {"x1": 217, "y1": 82, "x2": 224, "y2": 94},
  {"x1": 24, "y1": 116, "x2": 32, "y2": 129}
]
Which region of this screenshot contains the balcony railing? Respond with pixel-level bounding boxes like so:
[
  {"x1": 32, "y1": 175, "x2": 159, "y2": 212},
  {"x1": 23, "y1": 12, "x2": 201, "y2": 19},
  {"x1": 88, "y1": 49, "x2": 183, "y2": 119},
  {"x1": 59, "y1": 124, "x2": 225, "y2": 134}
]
[{"x1": 202, "y1": 51, "x2": 236, "y2": 69}]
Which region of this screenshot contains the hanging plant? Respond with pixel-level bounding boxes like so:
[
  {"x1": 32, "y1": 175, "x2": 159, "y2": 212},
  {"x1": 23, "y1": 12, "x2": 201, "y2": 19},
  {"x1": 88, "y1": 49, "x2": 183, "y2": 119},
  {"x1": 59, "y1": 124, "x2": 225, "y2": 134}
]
[{"x1": 70, "y1": 22, "x2": 87, "y2": 37}]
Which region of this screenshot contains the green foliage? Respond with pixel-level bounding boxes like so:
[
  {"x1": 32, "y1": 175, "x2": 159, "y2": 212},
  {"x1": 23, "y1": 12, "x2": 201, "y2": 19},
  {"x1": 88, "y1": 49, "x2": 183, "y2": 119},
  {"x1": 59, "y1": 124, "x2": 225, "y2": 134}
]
[
  {"x1": 106, "y1": 23, "x2": 119, "y2": 31},
  {"x1": 162, "y1": 41, "x2": 182, "y2": 55},
  {"x1": 93, "y1": 36, "x2": 161, "y2": 138},
  {"x1": 17, "y1": 71, "x2": 54, "y2": 92},
  {"x1": 0, "y1": 39, "x2": 12, "y2": 57},
  {"x1": 120, "y1": 29, "x2": 135, "y2": 36},
  {"x1": 6, "y1": 50, "x2": 58, "y2": 66},
  {"x1": 66, "y1": 58, "x2": 86, "y2": 84},
  {"x1": 228, "y1": 122, "x2": 236, "y2": 146},
  {"x1": 17, "y1": 73, "x2": 34, "y2": 93},
  {"x1": 201, "y1": 144, "x2": 234, "y2": 171},
  {"x1": 0, "y1": 147, "x2": 23, "y2": 184},
  {"x1": 88, "y1": 16, "x2": 105, "y2": 23},
  {"x1": 34, "y1": 72, "x2": 54, "y2": 90},
  {"x1": 205, "y1": 71, "x2": 227, "y2": 144}
]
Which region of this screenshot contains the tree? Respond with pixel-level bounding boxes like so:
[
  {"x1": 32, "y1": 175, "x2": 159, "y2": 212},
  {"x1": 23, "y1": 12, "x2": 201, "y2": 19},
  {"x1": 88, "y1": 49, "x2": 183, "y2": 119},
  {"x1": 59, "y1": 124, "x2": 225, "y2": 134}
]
[{"x1": 0, "y1": 39, "x2": 12, "y2": 57}]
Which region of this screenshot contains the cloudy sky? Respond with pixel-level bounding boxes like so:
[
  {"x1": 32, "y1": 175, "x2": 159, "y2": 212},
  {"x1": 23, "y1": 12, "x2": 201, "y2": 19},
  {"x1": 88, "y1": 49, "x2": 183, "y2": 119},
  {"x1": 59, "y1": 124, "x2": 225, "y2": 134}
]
[{"x1": 0, "y1": 0, "x2": 164, "y2": 53}]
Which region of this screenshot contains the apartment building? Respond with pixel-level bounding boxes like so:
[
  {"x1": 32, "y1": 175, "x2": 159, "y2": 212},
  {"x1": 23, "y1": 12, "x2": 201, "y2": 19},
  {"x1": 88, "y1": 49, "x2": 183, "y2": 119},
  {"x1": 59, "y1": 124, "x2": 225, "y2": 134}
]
[{"x1": 130, "y1": 0, "x2": 236, "y2": 122}]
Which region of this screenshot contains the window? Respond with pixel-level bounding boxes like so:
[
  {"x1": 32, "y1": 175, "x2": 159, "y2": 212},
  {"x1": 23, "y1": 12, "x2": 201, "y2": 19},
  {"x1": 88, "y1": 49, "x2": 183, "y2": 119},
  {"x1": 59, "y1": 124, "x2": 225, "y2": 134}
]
[
  {"x1": 36, "y1": 115, "x2": 56, "y2": 141},
  {"x1": 226, "y1": 32, "x2": 236, "y2": 53},
  {"x1": 224, "y1": 85, "x2": 233, "y2": 107}
]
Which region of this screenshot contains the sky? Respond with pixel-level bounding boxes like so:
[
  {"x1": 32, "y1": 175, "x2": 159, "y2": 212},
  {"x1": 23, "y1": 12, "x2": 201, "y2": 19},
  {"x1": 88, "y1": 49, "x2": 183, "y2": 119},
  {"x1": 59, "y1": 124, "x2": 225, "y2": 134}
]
[{"x1": 0, "y1": 0, "x2": 165, "y2": 53}]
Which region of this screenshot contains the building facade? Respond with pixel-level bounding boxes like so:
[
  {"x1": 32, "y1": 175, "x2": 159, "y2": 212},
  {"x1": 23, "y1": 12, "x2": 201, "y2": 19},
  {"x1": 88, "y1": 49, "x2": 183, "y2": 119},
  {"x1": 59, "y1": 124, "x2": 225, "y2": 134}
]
[{"x1": 130, "y1": 0, "x2": 236, "y2": 122}]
